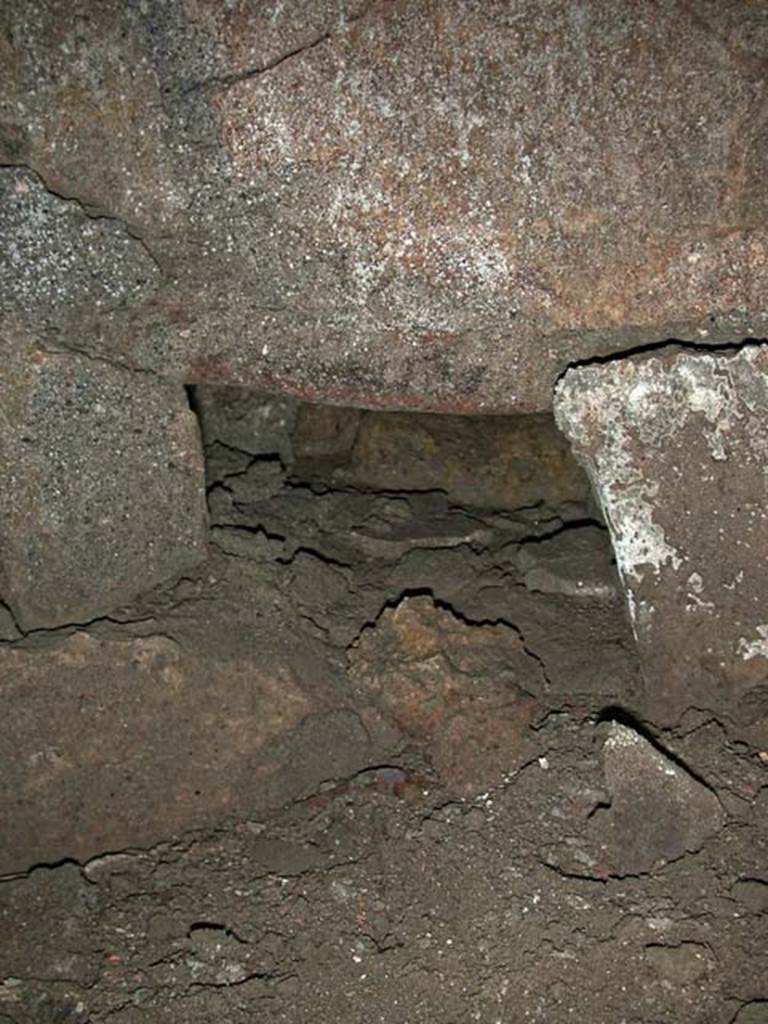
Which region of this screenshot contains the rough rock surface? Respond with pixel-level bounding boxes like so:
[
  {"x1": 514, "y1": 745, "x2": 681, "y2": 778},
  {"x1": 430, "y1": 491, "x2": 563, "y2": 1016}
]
[
  {"x1": 348, "y1": 596, "x2": 541, "y2": 790},
  {"x1": 0, "y1": 343, "x2": 207, "y2": 630},
  {"x1": 552, "y1": 722, "x2": 725, "y2": 878},
  {"x1": 0, "y1": 390, "x2": 639, "y2": 872},
  {"x1": 2, "y1": 0, "x2": 766, "y2": 411},
  {"x1": 517, "y1": 524, "x2": 619, "y2": 600},
  {"x1": 1, "y1": 390, "x2": 766, "y2": 1022},
  {"x1": 292, "y1": 405, "x2": 591, "y2": 511},
  {"x1": 2, "y1": 2, "x2": 767, "y2": 1017},
  {"x1": 734, "y1": 1004, "x2": 768, "y2": 1024},
  {"x1": 555, "y1": 345, "x2": 768, "y2": 740},
  {"x1": 191, "y1": 386, "x2": 299, "y2": 464}
]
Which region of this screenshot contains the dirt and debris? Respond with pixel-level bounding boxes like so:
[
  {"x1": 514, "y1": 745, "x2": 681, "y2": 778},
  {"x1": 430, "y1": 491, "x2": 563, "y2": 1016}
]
[
  {"x1": 1, "y1": 390, "x2": 767, "y2": 1022},
  {"x1": 1, "y1": 713, "x2": 766, "y2": 1024}
]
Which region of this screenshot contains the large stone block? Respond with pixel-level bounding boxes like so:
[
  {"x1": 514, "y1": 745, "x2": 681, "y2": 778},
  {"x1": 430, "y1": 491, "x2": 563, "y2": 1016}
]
[
  {"x1": 0, "y1": 629, "x2": 386, "y2": 873},
  {"x1": 2, "y1": 1, "x2": 766, "y2": 412},
  {"x1": 554, "y1": 345, "x2": 768, "y2": 736},
  {"x1": 0, "y1": 342, "x2": 207, "y2": 630}
]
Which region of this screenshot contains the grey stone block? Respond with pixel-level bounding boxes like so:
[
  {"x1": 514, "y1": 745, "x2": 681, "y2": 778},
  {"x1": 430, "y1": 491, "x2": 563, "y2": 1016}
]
[
  {"x1": 555, "y1": 345, "x2": 768, "y2": 738},
  {"x1": 0, "y1": 342, "x2": 207, "y2": 630}
]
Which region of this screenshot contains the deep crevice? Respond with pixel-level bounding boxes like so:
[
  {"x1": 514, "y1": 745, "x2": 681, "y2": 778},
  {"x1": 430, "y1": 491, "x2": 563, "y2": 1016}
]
[
  {"x1": 0, "y1": 856, "x2": 86, "y2": 886},
  {"x1": 556, "y1": 335, "x2": 768, "y2": 388},
  {"x1": 188, "y1": 922, "x2": 250, "y2": 945}
]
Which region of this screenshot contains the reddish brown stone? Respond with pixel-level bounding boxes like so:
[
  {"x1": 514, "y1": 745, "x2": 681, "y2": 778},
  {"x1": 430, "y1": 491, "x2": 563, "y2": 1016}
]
[
  {"x1": 2, "y1": 1, "x2": 766, "y2": 412},
  {"x1": 186, "y1": 0, "x2": 370, "y2": 79},
  {"x1": 347, "y1": 596, "x2": 542, "y2": 790},
  {"x1": 218, "y1": 1, "x2": 768, "y2": 338},
  {"x1": 0, "y1": 4, "x2": 188, "y2": 233}
]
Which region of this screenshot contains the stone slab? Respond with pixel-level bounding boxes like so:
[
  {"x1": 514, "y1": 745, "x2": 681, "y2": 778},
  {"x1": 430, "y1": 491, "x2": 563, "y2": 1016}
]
[
  {"x1": 554, "y1": 345, "x2": 768, "y2": 736},
  {"x1": 0, "y1": 629, "x2": 386, "y2": 874},
  {"x1": 292, "y1": 406, "x2": 591, "y2": 512},
  {"x1": 0, "y1": 341, "x2": 208, "y2": 630},
  {"x1": 2, "y1": 1, "x2": 766, "y2": 412},
  {"x1": 517, "y1": 525, "x2": 619, "y2": 600}
]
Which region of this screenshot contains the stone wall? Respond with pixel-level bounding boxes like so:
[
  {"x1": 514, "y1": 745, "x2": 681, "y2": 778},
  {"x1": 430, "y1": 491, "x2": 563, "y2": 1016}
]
[{"x1": 1, "y1": 0, "x2": 767, "y2": 861}]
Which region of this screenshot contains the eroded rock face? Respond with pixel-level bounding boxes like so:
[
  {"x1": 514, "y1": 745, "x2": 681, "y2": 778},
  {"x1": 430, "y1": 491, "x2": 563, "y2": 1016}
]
[
  {"x1": 292, "y1": 405, "x2": 591, "y2": 511},
  {"x1": 348, "y1": 596, "x2": 542, "y2": 790},
  {"x1": 192, "y1": 386, "x2": 299, "y2": 464},
  {"x1": 554, "y1": 345, "x2": 768, "y2": 738},
  {"x1": 516, "y1": 525, "x2": 619, "y2": 600},
  {"x1": 2, "y1": 0, "x2": 766, "y2": 411},
  {"x1": 0, "y1": 441, "x2": 637, "y2": 872},
  {"x1": 0, "y1": 342, "x2": 207, "y2": 630}
]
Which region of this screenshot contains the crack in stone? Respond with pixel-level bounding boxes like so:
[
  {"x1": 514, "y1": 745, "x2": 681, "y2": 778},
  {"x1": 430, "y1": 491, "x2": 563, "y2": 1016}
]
[
  {"x1": 0, "y1": 162, "x2": 163, "y2": 273},
  {"x1": 0, "y1": 612, "x2": 165, "y2": 649},
  {"x1": 554, "y1": 336, "x2": 768, "y2": 389},
  {"x1": 184, "y1": 0, "x2": 381, "y2": 96}
]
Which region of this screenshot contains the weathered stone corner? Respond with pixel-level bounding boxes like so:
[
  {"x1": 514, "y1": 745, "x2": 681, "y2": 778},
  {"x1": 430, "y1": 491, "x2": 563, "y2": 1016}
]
[{"x1": 554, "y1": 345, "x2": 768, "y2": 740}]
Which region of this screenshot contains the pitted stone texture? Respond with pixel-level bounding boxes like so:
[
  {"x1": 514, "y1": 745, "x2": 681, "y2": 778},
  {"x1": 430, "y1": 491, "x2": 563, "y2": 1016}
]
[
  {"x1": 554, "y1": 345, "x2": 768, "y2": 733},
  {"x1": 0, "y1": 169, "x2": 159, "y2": 322},
  {"x1": 0, "y1": 343, "x2": 207, "y2": 630},
  {"x1": 2, "y1": 0, "x2": 768, "y2": 412}
]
